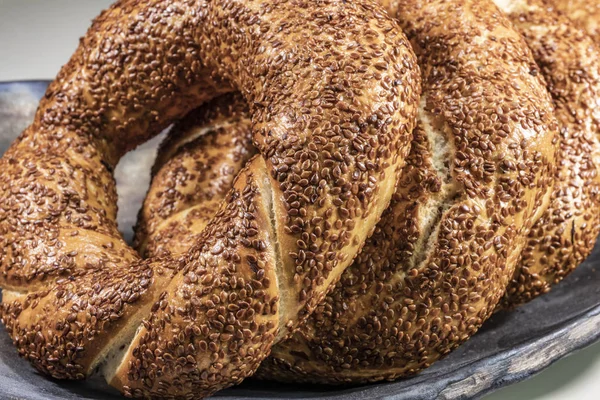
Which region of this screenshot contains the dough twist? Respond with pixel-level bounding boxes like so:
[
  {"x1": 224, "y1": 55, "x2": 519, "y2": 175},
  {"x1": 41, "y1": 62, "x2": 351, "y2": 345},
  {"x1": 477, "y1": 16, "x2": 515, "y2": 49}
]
[
  {"x1": 141, "y1": 0, "x2": 576, "y2": 385},
  {"x1": 0, "y1": 1, "x2": 420, "y2": 398}
]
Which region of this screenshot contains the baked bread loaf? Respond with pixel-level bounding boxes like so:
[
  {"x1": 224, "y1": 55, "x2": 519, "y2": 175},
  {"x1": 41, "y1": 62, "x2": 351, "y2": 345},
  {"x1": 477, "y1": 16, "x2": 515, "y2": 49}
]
[
  {"x1": 140, "y1": 0, "x2": 565, "y2": 384},
  {"x1": 0, "y1": 1, "x2": 420, "y2": 398}
]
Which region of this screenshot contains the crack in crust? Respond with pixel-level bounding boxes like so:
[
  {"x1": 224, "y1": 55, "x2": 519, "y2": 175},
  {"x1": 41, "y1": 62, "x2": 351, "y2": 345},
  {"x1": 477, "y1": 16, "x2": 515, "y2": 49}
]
[{"x1": 140, "y1": 0, "x2": 594, "y2": 386}]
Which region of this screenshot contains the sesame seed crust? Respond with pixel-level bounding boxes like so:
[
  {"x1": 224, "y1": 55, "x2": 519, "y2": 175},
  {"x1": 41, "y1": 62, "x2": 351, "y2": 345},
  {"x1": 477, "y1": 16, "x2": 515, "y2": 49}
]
[
  {"x1": 0, "y1": 0, "x2": 420, "y2": 398},
  {"x1": 136, "y1": 93, "x2": 257, "y2": 259},
  {"x1": 494, "y1": 0, "x2": 600, "y2": 308},
  {"x1": 258, "y1": 0, "x2": 560, "y2": 383},
  {"x1": 142, "y1": 0, "x2": 564, "y2": 386},
  {"x1": 547, "y1": 0, "x2": 600, "y2": 44}
]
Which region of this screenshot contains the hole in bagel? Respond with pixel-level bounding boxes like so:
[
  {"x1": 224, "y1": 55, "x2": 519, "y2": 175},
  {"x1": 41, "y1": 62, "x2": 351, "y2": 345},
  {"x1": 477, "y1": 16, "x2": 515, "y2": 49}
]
[{"x1": 114, "y1": 132, "x2": 167, "y2": 244}]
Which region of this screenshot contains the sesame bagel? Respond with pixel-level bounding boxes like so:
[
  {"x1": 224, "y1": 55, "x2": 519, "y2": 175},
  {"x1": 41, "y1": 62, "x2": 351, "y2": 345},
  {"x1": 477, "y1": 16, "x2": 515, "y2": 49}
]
[
  {"x1": 494, "y1": 0, "x2": 600, "y2": 307},
  {"x1": 141, "y1": 0, "x2": 560, "y2": 384},
  {"x1": 0, "y1": 1, "x2": 420, "y2": 398}
]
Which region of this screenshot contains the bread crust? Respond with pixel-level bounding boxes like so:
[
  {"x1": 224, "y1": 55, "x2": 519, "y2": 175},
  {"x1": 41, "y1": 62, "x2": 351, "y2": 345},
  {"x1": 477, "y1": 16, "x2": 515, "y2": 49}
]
[
  {"x1": 142, "y1": 0, "x2": 564, "y2": 385},
  {"x1": 260, "y1": 0, "x2": 560, "y2": 382},
  {"x1": 136, "y1": 93, "x2": 256, "y2": 258},
  {"x1": 0, "y1": 1, "x2": 420, "y2": 398},
  {"x1": 494, "y1": 0, "x2": 600, "y2": 308},
  {"x1": 547, "y1": 0, "x2": 600, "y2": 43}
]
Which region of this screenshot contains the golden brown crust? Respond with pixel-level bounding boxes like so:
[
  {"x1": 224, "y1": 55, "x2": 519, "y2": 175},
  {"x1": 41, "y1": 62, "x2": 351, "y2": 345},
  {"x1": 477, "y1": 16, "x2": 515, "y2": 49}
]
[
  {"x1": 135, "y1": 93, "x2": 256, "y2": 258},
  {"x1": 547, "y1": 0, "x2": 600, "y2": 43},
  {"x1": 142, "y1": 0, "x2": 561, "y2": 385},
  {"x1": 494, "y1": 0, "x2": 600, "y2": 307},
  {"x1": 258, "y1": 0, "x2": 559, "y2": 383},
  {"x1": 0, "y1": 0, "x2": 420, "y2": 398},
  {"x1": 114, "y1": 160, "x2": 281, "y2": 397}
]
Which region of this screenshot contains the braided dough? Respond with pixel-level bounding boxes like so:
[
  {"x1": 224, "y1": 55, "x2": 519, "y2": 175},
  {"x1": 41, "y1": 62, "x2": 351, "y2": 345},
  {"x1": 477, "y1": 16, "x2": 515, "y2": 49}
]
[
  {"x1": 0, "y1": 1, "x2": 420, "y2": 398},
  {"x1": 141, "y1": 0, "x2": 568, "y2": 384}
]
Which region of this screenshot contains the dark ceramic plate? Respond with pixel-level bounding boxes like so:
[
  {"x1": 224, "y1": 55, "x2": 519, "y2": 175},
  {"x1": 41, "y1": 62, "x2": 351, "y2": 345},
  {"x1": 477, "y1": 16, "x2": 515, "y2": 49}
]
[{"x1": 1, "y1": 80, "x2": 599, "y2": 400}]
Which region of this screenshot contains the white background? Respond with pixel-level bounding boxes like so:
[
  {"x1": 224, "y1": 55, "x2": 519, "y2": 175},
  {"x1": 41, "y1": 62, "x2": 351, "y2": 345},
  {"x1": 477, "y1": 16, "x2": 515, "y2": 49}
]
[{"x1": 1, "y1": 1, "x2": 599, "y2": 399}]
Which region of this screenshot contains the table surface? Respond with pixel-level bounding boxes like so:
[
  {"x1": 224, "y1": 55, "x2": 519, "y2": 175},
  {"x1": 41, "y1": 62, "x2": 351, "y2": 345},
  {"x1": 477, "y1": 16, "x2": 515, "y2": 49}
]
[{"x1": 1, "y1": 1, "x2": 599, "y2": 399}]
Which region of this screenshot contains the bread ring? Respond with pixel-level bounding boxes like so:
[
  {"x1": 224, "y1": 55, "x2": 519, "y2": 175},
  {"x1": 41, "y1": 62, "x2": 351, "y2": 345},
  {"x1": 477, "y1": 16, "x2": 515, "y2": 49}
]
[
  {"x1": 141, "y1": 0, "x2": 560, "y2": 384},
  {"x1": 0, "y1": 1, "x2": 420, "y2": 398},
  {"x1": 494, "y1": 0, "x2": 600, "y2": 307}
]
